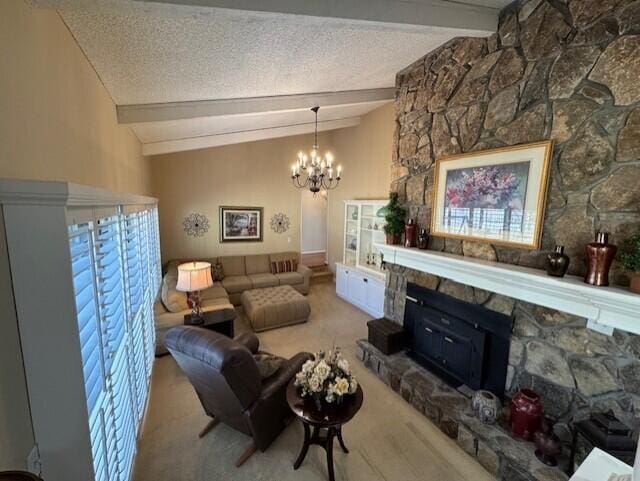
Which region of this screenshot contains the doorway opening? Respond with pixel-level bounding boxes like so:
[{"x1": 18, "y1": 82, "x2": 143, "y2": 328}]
[{"x1": 300, "y1": 190, "x2": 330, "y2": 278}]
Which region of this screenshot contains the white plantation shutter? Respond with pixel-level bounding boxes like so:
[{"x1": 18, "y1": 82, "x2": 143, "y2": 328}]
[
  {"x1": 66, "y1": 205, "x2": 161, "y2": 481},
  {"x1": 69, "y1": 224, "x2": 111, "y2": 481}
]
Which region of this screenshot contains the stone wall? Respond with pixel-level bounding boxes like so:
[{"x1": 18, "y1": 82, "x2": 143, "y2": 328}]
[{"x1": 386, "y1": 0, "x2": 640, "y2": 432}]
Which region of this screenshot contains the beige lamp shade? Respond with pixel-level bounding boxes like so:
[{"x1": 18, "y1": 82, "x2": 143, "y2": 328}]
[{"x1": 176, "y1": 262, "x2": 213, "y2": 292}]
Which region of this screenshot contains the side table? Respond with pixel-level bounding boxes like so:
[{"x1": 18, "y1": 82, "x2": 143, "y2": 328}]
[
  {"x1": 286, "y1": 380, "x2": 363, "y2": 481},
  {"x1": 184, "y1": 308, "x2": 235, "y2": 338}
]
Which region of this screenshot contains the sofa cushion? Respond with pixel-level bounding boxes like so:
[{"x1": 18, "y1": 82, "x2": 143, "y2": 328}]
[
  {"x1": 222, "y1": 275, "x2": 252, "y2": 293},
  {"x1": 275, "y1": 271, "x2": 304, "y2": 286},
  {"x1": 248, "y1": 273, "x2": 279, "y2": 289},
  {"x1": 245, "y1": 254, "x2": 270, "y2": 275},
  {"x1": 200, "y1": 282, "x2": 229, "y2": 301},
  {"x1": 154, "y1": 299, "x2": 167, "y2": 317},
  {"x1": 219, "y1": 256, "x2": 246, "y2": 277},
  {"x1": 161, "y1": 276, "x2": 189, "y2": 313},
  {"x1": 201, "y1": 298, "x2": 234, "y2": 310}
]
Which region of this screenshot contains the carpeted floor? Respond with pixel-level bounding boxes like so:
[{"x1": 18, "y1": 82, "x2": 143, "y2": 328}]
[{"x1": 133, "y1": 281, "x2": 493, "y2": 481}]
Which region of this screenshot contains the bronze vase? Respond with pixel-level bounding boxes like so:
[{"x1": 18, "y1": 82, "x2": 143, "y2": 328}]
[{"x1": 585, "y1": 232, "x2": 617, "y2": 286}]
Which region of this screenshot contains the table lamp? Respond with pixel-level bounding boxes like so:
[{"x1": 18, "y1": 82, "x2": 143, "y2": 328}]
[{"x1": 176, "y1": 261, "x2": 213, "y2": 324}]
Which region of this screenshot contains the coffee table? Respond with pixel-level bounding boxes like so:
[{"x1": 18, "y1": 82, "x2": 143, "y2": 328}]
[
  {"x1": 286, "y1": 379, "x2": 363, "y2": 481},
  {"x1": 184, "y1": 308, "x2": 235, "y2": 338}
]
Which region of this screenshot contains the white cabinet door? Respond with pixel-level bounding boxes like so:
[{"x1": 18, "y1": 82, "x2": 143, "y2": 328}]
[
  {"x1": 336, "y1": 265, "x2": 349, "y2": 298},
  {"x1": 365, "y1": 278, "x2": 385, "y2": 318},
  {"x1": 348, "y1": 270, "x2": 367, "y2": 307}
]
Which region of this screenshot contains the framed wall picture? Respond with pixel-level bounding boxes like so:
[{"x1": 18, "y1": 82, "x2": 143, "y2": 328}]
[
  {"x1": 219, "y1": 206, "x2": 263, "y2": 242},
  {"x1": 431, "y1": 141, "x2": 553, "y2": 249}
]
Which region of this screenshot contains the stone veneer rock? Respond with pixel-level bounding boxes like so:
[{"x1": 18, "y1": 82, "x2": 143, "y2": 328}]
[
  {"x1": 383, "y1": 0, "x2": 640, "y2": 473},
  {"x1": 357, "y1": 340, "x2": 570, "y2": 481}
]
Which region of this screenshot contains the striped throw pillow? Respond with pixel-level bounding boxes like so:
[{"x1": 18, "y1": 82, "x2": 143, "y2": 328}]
[{"x1": 270, "y1": 258, "x2": 298, "y2": 274}]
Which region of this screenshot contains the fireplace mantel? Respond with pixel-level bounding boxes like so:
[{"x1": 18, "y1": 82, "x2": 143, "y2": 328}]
[{"x1": 376, "y1": 244, "x2": 640, "y2": 336}]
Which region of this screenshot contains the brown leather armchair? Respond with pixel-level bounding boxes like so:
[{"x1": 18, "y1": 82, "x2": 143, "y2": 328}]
[{"x1": 164, "y1": 326, "x2": 312, "y2": 466}]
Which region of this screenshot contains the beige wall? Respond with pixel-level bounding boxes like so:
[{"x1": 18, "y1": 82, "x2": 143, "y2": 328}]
[
  {"x1": 0, "y1": 0, "x2": 152, "y2": 195},
  {"x1": 151, "y1": 134, "x2": 315, "y2": 260},
  {"x1": 0, "y1": 1, "x2": 151, "y2": 470},
  {"x1": 151, "y1": 103, "x2": 395, "y2": 265},
  {"x1": 325, "y1": 103, "x2": 394, "y2": 270}
]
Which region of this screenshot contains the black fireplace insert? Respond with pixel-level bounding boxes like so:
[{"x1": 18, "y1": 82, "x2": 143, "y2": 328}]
[{"x1": 403, "y1": 282, "x2": 513, "y2": 398}]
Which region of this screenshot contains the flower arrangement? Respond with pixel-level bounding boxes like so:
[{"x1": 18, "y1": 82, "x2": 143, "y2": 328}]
[{"x1": 294, "y1": 348, "x2": 358, "y2": 407}]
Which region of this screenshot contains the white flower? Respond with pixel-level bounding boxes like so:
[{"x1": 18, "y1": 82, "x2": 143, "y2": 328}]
[
  {"x1": 332, "y1": 377, "x2": 350, "y2": 396},
  {"x1": 348, "y1": 378, "x2": 358, "y2": 394},
  {"x1": 301, "y1": 359, "x2": 315, "y2": 373},
  {"x1": 314, "y1": 360, "x2": 331, "y2": 382},
  {"x1": 309, "y1": 374, "x2": 322, "y2": 392},
  {"x1": 337, "y1": 358, "x2": 350, "y2": 374}
]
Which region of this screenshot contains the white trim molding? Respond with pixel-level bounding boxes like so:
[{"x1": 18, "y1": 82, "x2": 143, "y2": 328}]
[{"x1": 376, "y1": 244, "x2": 640, "y2": 336}]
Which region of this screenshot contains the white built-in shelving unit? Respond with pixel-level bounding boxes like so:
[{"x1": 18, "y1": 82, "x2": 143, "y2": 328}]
[{"x1": 336, "y1": 199, "x2": 388, "y2": 318}]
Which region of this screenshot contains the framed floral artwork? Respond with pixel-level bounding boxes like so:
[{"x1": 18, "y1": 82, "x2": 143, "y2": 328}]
[
  {"x1": 431, "y1": 141, "x2": 553, "y2": 249},
  {"x1": 219, "y1": 206, "x2": 263, "y2": 242}
]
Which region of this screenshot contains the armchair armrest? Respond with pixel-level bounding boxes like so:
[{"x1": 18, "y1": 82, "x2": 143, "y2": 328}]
[
  {"x1": 234, "y1": 332, "x2": 260, "y2": 354},
  {"x1": 260, "y1": 352, "x2": 312, "y2": 400}
]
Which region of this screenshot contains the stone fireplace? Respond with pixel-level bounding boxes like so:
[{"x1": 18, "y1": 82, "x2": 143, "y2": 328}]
[
  {"x1": 357, "y1": 0, "x2": 640, "y2": 479},
  {"x1": 404, "y1": 281, "x2": 512, "y2": 397}
]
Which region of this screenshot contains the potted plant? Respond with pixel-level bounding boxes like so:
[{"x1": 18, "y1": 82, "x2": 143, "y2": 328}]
[
  {"x1": 381, "y1": 192, "x2": 406, "y2": 245},
  {"x1": 621, "y1": 233, "x2": 640, "y2": 294}
]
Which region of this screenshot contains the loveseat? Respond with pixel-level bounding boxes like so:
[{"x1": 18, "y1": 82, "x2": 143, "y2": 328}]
[{"x1": 154, "y1": 252, "x2": 312, "y2": 354}]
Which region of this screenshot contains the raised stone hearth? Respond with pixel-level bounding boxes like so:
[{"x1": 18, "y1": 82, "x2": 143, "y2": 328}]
[{"x1": 357, "y1": 340, "x2": 569, "y2": 481}]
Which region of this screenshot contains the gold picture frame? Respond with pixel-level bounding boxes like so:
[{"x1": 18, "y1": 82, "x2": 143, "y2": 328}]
[{"x1": 430, "y1": 140, "x2": 553, "y2": 250}]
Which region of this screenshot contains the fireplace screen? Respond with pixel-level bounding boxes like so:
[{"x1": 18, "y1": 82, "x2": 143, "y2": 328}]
[{"x1": 404, "y1": 283, "x2": 512, "y2": 398}]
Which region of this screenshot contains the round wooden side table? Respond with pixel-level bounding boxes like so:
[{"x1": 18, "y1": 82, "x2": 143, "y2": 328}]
[{"x1": 286, "y1": 379, "x2": 364, "y2": 481}]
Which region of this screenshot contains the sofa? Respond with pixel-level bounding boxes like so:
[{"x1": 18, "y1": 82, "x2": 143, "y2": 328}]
[{"x1": 154, "y1": 252, "x2": 312, "y2": 354}]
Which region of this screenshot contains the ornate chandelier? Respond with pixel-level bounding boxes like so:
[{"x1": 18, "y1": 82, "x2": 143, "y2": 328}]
[{"x1": 291, "y1": 106, "x2": 342, "y2": 194}]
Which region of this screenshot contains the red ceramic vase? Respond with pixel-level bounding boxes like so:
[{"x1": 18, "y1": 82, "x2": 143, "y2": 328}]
[{"x1": 510, "y1": 389, "x2": 543, "y2": 441}]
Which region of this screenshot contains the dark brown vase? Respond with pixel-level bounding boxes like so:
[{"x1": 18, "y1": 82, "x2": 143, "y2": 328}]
[
  {"x1": 417, "y1": 228, "x2": 429, "y2": 250},
  {"x1": 546, "y1": 245, "x2": 570, "y2": 277},
  {"x1": 386, "y1": 233, "x2": 401, "y2": 245},
  {"x1": 534, "y1": 430, "x2": 562, "y2": 467},
  {"x1": 585, "y1": 232, "x2": 617, "y2": 286},
  {"x1": 404, "y1": 218, "x2": 416, "y2": 248}
]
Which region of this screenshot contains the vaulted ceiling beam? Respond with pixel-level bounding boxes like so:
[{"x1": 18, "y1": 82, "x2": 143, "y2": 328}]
[
  {"x1": 117, "y1": 88, "x2": 394, "y2": 124},
  {"x1": 143, "y1": 117, "x2": 361, "y2": 156},
  {"x1": 131, "y1": 0, "x2": 499, "y2": 32}
]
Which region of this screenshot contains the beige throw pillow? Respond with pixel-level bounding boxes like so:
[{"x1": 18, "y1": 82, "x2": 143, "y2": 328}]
[{"x1": 161, "y1": 276, "x2": 189, "y2": 313}]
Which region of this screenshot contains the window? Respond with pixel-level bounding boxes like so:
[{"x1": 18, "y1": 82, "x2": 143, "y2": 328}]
[{"x1": 69, "y1": 206, "x2": 159, "y2": 481}]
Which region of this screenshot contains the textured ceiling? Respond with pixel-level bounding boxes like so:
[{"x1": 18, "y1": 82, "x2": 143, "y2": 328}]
[
  {"x1": 59, "y1": 2, "x2": 491, "y2": 105},
  {"x1": 47, "y1": 0, "x2": 502, "y2": 153}
]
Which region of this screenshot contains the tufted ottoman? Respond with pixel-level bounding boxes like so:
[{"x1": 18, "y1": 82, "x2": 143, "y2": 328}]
[{"x1": 241, "y1": 285, "x2": 310, "y2": 332}]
